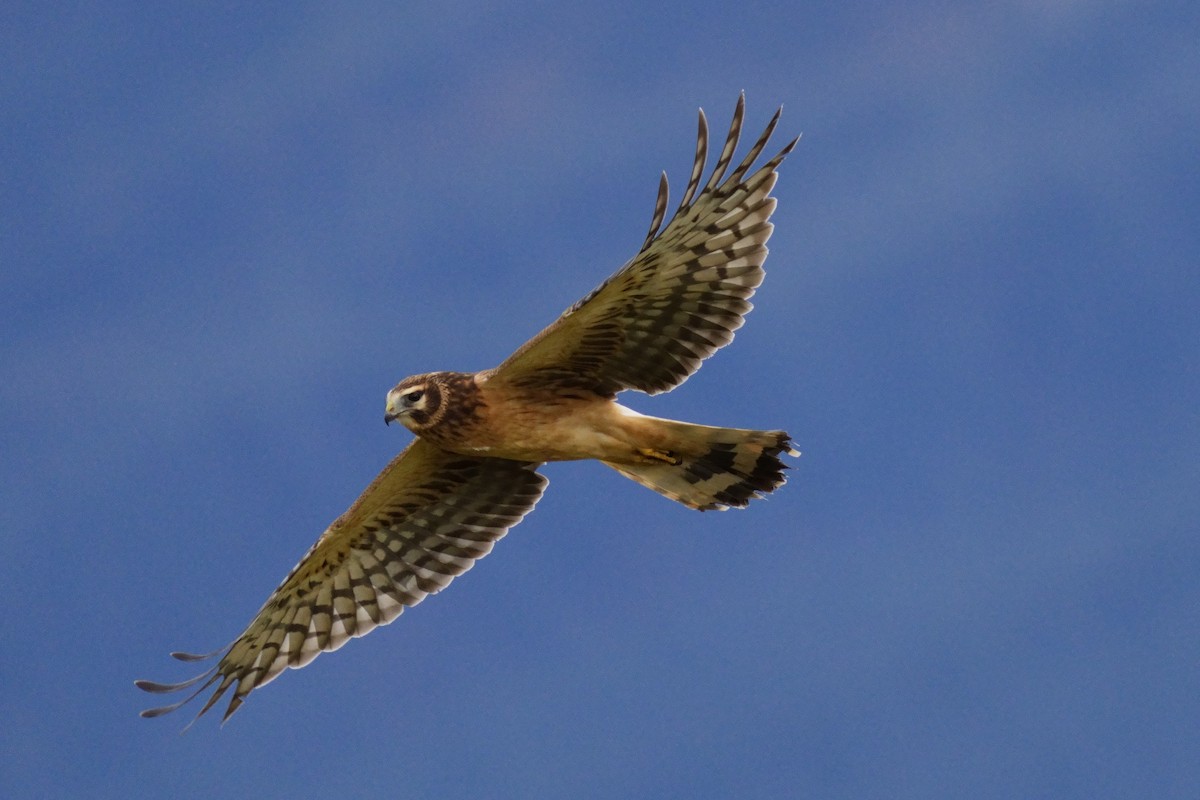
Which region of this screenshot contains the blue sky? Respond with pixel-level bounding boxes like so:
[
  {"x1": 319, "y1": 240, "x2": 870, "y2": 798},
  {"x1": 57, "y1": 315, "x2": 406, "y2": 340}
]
[{"x1": 3, "y1": 2, "x2": 1199, "y2": 797}]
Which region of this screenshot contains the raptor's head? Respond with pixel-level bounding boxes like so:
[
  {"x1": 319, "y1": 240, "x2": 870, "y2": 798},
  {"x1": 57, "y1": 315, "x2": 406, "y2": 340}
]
[{"x1": 384, "y1": 373, "x2": 442, "y2": 431}]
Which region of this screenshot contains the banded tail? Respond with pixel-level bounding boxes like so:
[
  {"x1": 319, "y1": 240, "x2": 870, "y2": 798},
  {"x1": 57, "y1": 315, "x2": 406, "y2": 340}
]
[{"x1": 603, "y1": 420, "x2": 798, "y2": 511}]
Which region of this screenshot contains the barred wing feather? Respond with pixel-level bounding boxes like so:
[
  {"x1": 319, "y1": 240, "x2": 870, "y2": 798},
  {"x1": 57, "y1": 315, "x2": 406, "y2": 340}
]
[
  {"x1": 136, "y1": 438, "x2": 547, "y2": 724},
  {"x1": 489, "y1": 95, "x2": 798, "y2": 397}
]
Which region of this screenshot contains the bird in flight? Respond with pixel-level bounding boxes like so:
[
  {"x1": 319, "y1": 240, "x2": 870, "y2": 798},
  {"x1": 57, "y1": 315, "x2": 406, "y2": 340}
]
[{"x1": 138, "y1": 95, "x2": 800, "y2": 725}]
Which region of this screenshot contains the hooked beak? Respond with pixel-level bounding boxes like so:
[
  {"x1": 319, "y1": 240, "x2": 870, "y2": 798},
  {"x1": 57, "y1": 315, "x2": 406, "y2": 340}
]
[{"x1": 384, "y1": 411, "x2": 400, "y2": 426}]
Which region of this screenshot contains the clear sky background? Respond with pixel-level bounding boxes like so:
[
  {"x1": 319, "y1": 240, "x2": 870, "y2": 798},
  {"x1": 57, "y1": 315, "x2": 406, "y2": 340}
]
[{"x1": 3, "y1": 2, "x2": 1198, "y2": 798}]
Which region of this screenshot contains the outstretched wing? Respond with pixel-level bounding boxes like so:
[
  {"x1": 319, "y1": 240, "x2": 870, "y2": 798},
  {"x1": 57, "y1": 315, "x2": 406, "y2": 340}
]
[
  {"x1": 136, "y1": 438, "x2": 547, "y2": 725},
  {"x1": 487, "y1": 94, "x2": 798, "y2": 397}
]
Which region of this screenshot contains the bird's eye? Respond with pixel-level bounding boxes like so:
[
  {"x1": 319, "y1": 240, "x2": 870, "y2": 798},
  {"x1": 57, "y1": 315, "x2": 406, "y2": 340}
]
[{"x1": 404, "y1": 390, "x2": 424, "y2": 404}]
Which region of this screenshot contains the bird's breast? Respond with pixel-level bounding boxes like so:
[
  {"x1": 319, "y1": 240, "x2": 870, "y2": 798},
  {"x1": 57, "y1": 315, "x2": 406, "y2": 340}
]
[{"x1": 440, "y1": 386, "x2": 635, "y2": 463}]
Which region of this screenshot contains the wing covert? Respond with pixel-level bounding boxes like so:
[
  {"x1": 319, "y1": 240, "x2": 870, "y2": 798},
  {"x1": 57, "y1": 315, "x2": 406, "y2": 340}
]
[
  {"x1": 488, "y1": 94, "x2": 798, "y2": 396},
  {"x1": 136, "y1": 438, "x2": 547, "y2": 724}
]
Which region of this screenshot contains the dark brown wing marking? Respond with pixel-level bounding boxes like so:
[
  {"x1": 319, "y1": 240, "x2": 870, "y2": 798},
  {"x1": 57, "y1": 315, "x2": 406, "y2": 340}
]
[
  {"x1": 489, "y1": 94, "x2": 798, "y2": 397},
  {"x1": 136, "y1": 438, "x2": 547, "y2": 724}
]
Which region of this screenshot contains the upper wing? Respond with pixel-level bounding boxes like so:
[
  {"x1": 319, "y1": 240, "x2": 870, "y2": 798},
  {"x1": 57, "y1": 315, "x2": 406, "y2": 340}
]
[
  {"x1": 136, "y1": 438, "x2": 547, "y2": 725},
  {"x1": 487, "y1": 95, "x2": 798, "y2": 397}
]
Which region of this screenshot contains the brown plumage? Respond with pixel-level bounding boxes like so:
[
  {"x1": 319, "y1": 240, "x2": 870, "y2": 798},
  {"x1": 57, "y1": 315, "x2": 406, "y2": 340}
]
[{"x1": 138, "y1": 94, "x2": 800, "y2": 725}]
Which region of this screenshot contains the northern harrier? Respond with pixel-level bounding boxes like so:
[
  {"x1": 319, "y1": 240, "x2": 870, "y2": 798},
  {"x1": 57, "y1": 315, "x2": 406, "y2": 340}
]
[{"x1": 138, "y1": 95, "x2": 800, "y2": 724}]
